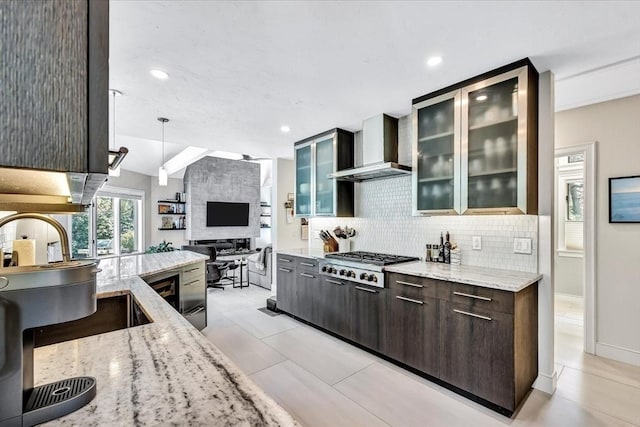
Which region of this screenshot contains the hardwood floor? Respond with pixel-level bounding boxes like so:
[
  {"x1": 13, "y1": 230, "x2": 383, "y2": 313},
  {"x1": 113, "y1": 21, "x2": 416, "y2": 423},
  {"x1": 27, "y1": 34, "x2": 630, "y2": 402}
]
[{"x1": 201, "y1": 286, "x2": 640, "y2": 426}]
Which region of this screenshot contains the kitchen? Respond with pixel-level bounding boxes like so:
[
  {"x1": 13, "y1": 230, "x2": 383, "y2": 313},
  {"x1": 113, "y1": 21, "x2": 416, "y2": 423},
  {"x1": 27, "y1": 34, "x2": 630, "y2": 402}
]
[{"x1": 2, "y1": 1, "x2": 640, "y2": 426}]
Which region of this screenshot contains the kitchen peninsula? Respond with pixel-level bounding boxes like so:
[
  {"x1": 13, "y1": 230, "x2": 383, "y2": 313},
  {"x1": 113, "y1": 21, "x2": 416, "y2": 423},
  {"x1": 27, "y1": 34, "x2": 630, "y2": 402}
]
[{"x1": 33, "y1": 251, "x2": 296, "y2": 426}]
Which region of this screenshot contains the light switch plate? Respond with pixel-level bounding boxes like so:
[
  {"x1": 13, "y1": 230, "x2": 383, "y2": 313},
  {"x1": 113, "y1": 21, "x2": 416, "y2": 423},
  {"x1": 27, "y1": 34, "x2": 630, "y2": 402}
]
[
  {"x1": 472, "y1": 236, "x2": 482, "y2": 251},
  {"x1": 513, "y1": 237, "x2": 532, "y2": 254}
]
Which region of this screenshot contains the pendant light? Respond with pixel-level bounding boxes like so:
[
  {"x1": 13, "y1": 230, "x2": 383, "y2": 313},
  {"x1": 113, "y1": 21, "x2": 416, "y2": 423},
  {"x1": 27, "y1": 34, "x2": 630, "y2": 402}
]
[
  {"x1": 158, "y1": 117, "x2": 169, "y2": 186},
  {"x1": 109, "y1": 89, "x2": 123, "y2": 176}
]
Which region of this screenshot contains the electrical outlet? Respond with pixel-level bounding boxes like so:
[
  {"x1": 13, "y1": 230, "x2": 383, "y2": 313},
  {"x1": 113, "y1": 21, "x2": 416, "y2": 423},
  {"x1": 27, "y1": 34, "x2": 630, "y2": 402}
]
[
  {"x1": 472, "y1": 236, "x2": 482, "y2": 251},
  {"x1": 513, "y1": 237, "x2": 532, "y2": 254}
]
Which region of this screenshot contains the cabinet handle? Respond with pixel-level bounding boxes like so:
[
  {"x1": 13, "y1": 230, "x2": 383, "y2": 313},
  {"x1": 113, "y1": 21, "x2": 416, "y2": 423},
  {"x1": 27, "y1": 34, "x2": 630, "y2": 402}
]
[
  {"x1": 326, "y1": 279, "x2": 343, "y2": 285},
  {"x1": 280, "y1": 258, "x2": 293, "y2": 263},
  {"x1": 355, "y1": 286, "x2": 377, "y2": 294},
  {"x1": 185, "y1": 306, "x2": 205, "y2": 316},
  {"x1": 183, "y1": 280, "x2": 200, "y2": 287},
  {"x1": 453, "y1": 291, "x2": 492, "y2": 302},
  {"x1": 396, "y1": 280, "x2": 423, "y2": 288},
  {"x1": 300, "y1": 272, "x2": 315, "y2": 278},
  {"x1": 396, "y1": 296, "x2": 424, "y2": 305},
  {"x1": 300, "y1": 262, "x2": 315, "y2": 267},
  {"x1": 453, "y1": 309, "x2": 492, "y2": 321},
  {"x1": 184, "y1": 267, "x2": 199, "y2": 273},
  {"x1": 279, "y1": 268, "x2": 292, "y2": 273}
]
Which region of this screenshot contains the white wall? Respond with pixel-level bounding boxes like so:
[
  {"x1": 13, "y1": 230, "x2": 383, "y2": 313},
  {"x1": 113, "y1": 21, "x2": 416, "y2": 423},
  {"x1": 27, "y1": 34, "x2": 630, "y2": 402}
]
[
  {"x1": 272, "y1": 157, "x2": 305, "y2": 250},
  {"x1": 556, "y1": 94, "x2": 640, "y2": 363},
  {"x1": 149, "y1": 176, "x2": 188, "y2": 249}
]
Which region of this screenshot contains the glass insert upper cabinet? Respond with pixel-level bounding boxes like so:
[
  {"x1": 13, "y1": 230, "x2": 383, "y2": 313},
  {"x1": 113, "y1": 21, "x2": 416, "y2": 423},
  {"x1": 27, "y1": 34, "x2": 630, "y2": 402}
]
[
  {"x1": 294, "y1": 129, "x2": 354, "y2": 217},
  {"x1": 461, "y1": 64, "x2": 537, "y2": 214},
  {"x1": 412, "y1": 90, "x2": 461, "y2": 215},
  {"x1": 411, "y1": 59, "x2": 538, "y2": 215}
]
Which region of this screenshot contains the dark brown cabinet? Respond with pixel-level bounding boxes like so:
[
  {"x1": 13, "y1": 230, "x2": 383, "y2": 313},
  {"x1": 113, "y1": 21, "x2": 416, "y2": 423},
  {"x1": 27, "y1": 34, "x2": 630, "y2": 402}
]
[
  {"x1": 438, "y1": 282, "x2": 538, "y2": 413},
  {"x1": 386, "y1": 293, "x2": 439, "y2": 376},
  {"x1": 0, "y1": 0, "x2": 109, "y2": 174},
  {"x1": 275, "y1": 255, "x2": 538, "y2": 416},
  {"x1": 276, "y1": 256, "x2": 297, "y2": 315},
  {"x1": 439, "y1": 301, "x2": 514, "y2": 409},
  {"x1": 296, "y1": 270, "x2": 320, "y2": 323},
  {"x1": 318, "y1": 276, "x2": 351, "y2": 338},
  {"x1": 351, "y1": 284, "x2": 388, "y2": 353}
]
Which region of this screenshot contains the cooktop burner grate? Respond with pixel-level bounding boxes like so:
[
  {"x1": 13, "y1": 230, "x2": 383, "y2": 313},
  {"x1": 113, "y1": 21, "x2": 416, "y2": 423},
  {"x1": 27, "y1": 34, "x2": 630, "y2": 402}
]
[{"x1": 325, "y1": 251, "x2": 418, "y2": 266}]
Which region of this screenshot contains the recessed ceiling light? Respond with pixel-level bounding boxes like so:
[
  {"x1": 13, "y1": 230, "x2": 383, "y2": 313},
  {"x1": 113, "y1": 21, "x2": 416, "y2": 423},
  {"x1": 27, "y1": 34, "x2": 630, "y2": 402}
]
[
  {"x1": 426, "y1": 56, "x2": 443, "y2": 67},
  {"x1": 476, "y1": 95, "x2": 488, "y2": 101},
  {"x1": 280, "y1": 125, "x2": 290, "y2": 133},
  {"x1": 150, "y1": 69, "x2": 169, "y2": 80}
]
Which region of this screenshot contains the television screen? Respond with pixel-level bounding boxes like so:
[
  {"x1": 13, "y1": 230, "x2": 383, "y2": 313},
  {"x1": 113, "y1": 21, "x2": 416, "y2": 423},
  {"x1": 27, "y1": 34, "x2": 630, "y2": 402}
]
[{"x1": 206, "y1": 202, "x2": 250, "y2": 227}]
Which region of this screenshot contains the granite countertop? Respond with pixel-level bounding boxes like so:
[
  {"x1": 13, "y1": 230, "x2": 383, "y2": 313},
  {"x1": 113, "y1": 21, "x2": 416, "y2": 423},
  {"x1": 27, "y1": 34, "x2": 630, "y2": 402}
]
[
  {"x1": 384, "y1": 261, "x2": 542, "y2": 292},
  {"x1": 276, "y1": 248, "x2": 326, "y2": 259},
  {"x1": 35, "y1": 251, "x2": 297, "y2": 426}
]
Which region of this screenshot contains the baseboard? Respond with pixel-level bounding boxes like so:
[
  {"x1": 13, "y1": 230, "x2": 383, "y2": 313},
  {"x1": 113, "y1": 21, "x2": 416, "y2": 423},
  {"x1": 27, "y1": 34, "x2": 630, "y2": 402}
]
[
  {"x1": 596, "y1": 342, "x2": 640, "y2": 366},
  {"x1": 533, "y1": 370, "x2": 557, "y2": 394}
]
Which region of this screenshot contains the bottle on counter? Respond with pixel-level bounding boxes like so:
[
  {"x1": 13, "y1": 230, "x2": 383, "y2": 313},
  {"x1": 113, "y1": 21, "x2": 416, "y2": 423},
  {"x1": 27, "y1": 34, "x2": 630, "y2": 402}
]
[
  {"x1": 432, "y1": 242, "x2": 439, "y2": 262},
  {"x1": 444, "y1": 231, "x2": 451, "y2": 264},
  {"x1": 438, "y1": 232, "x2": 445, "y2": 263},
  {"x1": 425, "y1": 244, "x2": 432, "y2": 262}
]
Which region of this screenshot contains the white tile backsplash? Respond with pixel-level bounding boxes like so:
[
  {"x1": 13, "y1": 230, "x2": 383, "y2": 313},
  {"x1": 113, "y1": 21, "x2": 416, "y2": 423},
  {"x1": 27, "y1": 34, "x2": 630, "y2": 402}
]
[{"x1": 310, "y1": 176, "x2": 538, "y2": 273}]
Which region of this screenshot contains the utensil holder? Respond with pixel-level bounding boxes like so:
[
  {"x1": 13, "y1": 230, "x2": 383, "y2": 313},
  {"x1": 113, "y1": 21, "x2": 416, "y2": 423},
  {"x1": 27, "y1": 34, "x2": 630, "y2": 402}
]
[{"x1": 338, "y1": 239, "x2": 351, "y2": 253}]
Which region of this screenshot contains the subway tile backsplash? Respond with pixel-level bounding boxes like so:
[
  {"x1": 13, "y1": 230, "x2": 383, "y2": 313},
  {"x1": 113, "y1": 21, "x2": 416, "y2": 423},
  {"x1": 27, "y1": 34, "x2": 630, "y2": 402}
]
[{"x1": 309, "y1": 175, "x2": 538, "y2": 273}]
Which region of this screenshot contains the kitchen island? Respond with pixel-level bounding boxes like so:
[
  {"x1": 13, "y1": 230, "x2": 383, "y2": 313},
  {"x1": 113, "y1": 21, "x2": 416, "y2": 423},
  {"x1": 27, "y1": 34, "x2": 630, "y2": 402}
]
[{"x1": 34, "y1": 251, "x2": 296, "y2": 426}]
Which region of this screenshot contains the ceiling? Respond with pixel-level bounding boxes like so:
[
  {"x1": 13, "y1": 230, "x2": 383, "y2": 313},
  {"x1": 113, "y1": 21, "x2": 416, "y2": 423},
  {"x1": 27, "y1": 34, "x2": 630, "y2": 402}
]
[{"x1": 109, "y1": 1, "x2": 640, "y2": 177}]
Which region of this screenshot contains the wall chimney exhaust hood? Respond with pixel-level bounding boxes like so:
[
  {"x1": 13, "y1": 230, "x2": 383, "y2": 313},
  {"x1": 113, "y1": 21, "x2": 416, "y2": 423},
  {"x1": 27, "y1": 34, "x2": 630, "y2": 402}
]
[{"x1": 329, "y1": 114, "x2": 411, "y2": 182}]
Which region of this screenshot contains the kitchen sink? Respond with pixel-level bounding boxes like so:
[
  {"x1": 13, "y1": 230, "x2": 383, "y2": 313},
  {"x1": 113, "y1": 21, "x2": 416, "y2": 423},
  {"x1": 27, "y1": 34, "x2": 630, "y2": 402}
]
[{"x1": 32, "y1": 292, "x2": 152, "y2": 348}]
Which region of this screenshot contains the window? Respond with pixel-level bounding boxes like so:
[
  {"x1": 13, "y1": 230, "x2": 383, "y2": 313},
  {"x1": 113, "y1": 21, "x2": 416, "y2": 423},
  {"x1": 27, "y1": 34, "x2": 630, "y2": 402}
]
[
  {"x1": 68, "y1": 186, "x2": 144, "y2": 258},
  {"x1": 556, "y1": 156, "x2": 584, "y2": 254}
]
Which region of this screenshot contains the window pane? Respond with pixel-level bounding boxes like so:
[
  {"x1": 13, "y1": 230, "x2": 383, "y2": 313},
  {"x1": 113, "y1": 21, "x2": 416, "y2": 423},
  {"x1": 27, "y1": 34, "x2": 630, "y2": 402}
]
[
  {"x1": 119, "y1": 198, "x2": 138, "y2": 254},
  {"x1": 96, "y1": 196, "x2": 115, "y2": 256},
  {"x1": 567, "y1": 182, "x2": 584, "y2": 221},
  {"x1": 71, "y1": 212, "x2": 90, "y2": 258}
]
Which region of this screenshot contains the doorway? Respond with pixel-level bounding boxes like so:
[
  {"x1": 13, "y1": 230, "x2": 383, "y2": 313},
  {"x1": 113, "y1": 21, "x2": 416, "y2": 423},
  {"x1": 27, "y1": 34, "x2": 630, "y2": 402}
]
[{"x1": 553, "y1": 142, "x2": 596, "y2": 361}]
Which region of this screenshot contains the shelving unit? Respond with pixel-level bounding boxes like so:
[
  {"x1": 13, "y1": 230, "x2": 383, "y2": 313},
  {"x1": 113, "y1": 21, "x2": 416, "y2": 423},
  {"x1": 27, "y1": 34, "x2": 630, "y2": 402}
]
[{"x1": 158, "y1": 200, "x2": 187, "y2": 230}]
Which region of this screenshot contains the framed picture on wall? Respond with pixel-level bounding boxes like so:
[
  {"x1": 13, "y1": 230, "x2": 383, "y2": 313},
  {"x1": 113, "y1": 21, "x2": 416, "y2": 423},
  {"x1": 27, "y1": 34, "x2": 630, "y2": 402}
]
[{"x1": 609, "y1": 175, "x2": 640, "y2": 223}]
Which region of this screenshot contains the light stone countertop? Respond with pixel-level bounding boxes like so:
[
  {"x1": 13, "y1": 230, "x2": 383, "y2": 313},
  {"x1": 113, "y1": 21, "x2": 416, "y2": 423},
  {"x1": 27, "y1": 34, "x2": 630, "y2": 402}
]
[
  {"x1": 35, "y1": 251, "x2": 297, "y2": 426},
  {"x1": 384, "y1": 261, "x2": 542, "y2": 292},
  {"x1": 276, "y1": 248, "x2": 326, "y2": 259}
]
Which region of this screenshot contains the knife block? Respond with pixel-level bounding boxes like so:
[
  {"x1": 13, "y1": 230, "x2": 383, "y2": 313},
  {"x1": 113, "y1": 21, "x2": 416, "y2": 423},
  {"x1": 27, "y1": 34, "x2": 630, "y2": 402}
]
[{"x1": 323, "y1": 240, "x2": 338, "y2": 253}]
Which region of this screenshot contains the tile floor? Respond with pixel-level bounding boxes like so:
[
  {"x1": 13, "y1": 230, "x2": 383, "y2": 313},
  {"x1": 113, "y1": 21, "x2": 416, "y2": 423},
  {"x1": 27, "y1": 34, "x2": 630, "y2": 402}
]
[{"x1": 202, "y1": 286, "x2": 640, "y2": 426}]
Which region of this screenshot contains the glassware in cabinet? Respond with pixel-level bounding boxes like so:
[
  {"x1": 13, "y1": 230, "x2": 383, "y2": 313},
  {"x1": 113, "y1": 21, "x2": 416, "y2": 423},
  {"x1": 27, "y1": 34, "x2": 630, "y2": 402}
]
[
  {"x1": 295, "y1": 144, "x2": 312, "y2": 216},
  {"x1": 461, "y1": 65, "x2": 535, "y2": 214},
  {"x1": 314, "y1": 136, "x2": 335, "y2": 215},
  {"x1": 412, "y1": 90, "x2": 461, "y2": 215}
]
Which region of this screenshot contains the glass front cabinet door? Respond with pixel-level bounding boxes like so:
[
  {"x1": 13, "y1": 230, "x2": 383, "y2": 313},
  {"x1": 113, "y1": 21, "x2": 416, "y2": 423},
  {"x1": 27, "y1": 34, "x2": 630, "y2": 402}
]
[
  {"x1": 294, "y1": 143, "x2": 312, "y2": 216},
  {"x1": 412, "y1": 60, "x2": 538, "y2": 216},
  {"x1": 461, "y1": 64, "x2": 538, "y2": 214},
  {"x1": 294, "y1": 129, "x2": 354, "y2": 217},
  {"x1": 412, "y1": 90, "x2": 461, "y2": 215}
]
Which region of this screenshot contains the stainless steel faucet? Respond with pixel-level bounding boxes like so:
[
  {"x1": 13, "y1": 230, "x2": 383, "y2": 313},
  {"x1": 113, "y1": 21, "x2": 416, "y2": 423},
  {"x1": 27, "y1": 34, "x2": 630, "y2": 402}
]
[{"x1": 0, "y1": 212, "x2": 71, "y2": 263}]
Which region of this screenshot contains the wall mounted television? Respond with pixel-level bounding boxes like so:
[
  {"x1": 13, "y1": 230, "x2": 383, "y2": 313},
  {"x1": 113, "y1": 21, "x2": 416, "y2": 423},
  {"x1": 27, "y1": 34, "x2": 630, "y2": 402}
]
[{"x1": 206, "y1": 201, "x2": 250, "y2": 227}]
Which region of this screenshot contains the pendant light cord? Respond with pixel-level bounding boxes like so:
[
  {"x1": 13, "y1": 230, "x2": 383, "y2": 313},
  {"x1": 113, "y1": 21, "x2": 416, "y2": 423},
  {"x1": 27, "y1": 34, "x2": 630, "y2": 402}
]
[{"x1": 161, "y1": 120, "x2": 165, "y2": 165}]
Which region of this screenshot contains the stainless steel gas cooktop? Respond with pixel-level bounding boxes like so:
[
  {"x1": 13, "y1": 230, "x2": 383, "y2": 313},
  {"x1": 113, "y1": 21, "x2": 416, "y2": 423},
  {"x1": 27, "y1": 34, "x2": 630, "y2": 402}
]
[{"x1": 320, "y1": 251, "x2": 418, "y2": 288}]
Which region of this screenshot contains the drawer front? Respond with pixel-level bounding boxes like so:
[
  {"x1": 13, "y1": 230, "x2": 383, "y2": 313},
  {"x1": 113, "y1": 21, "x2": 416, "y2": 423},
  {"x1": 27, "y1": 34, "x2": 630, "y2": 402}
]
[
  {"x1": 387, "y1": 272, "x2": 437, "y2": 299},
  {"x1": 277, "y1": 255, "x2": 297, "y2": 267},
  {"x1": 181, "y1": 276, "x2": 205, "y2": 312},
  {"x1": 183, "y1": 305, "x2": 206, "y2": 330},
  {"x1": 437, "y1": 281, "x2": 514, "y2": 315},
  {"x1": 182, "y1": 261, "x2": 205, "y2": 283},
  {"x1": 296, "y1": 257, "x2": 319, "y2": 271}
]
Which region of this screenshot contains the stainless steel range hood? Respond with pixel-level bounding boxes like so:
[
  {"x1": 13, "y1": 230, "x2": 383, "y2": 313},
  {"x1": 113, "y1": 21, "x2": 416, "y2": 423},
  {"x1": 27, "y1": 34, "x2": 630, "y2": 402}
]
[
  {"x1": 329, "y1": 114, "x2": 412, "y2": 182},
  {"x1": 0, "y1": 167, "x2": 105, "y2": 213}
]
